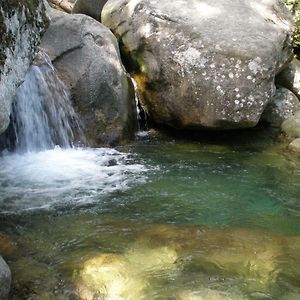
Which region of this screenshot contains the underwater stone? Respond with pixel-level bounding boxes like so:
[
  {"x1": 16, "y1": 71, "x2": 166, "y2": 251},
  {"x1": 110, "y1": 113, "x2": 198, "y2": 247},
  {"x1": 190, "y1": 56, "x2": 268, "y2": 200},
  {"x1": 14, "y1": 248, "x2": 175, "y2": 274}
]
[
  {"x1": 76, "y1": 245, "x2": 179, "y2": 299},
  {"x1": 288, "y1": 138, "x2": 300, "y2": 153}
]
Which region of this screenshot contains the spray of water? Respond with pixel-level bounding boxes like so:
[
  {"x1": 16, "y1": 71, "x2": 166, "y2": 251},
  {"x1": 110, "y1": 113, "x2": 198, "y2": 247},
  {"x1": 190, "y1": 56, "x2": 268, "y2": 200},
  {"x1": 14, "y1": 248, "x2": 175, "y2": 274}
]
[
  {"x1": 0, "y1": 50, "x2": 148, "y2": 213},
  {"x1": 12, "y1": 51, "x2": 84, "y2": 152}
]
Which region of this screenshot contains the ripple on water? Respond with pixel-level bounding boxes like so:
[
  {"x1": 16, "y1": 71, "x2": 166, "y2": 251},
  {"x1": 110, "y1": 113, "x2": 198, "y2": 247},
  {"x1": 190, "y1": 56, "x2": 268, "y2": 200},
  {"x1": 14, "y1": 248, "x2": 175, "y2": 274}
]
[{"x1": 0, "y1": 147, "x2": 148, "y2": 213}]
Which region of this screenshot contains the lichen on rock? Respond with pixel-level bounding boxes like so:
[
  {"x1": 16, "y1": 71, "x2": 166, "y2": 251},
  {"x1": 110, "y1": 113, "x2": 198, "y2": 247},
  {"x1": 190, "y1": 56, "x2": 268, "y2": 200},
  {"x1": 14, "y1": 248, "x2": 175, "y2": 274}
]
[
  {"x1": 0, "y1": 0, "x2": 48, "y2": 134},
  {"x1": 102, "y1": 0, "x2": 294, "y2": 130}
]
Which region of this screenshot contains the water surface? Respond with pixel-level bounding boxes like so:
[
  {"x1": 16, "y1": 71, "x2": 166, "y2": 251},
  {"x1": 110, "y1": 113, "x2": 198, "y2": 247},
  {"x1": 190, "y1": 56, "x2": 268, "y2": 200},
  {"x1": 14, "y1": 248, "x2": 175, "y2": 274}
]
[{"x1": 0, "y1": 129, "x2": 300, "y2": 300}]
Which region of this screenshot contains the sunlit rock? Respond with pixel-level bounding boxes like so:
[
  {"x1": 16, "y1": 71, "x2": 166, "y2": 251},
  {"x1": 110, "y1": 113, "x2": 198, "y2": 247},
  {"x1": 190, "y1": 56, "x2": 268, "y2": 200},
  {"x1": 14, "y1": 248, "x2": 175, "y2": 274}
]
[
  {"x1": 77, "y1": 253, "x2": 146, "y2": 300},
  {"x1": 126, "y1": 244, "x2": 179, "y2": 273},
  {"x1": 76, "y1": 245, "x2": 179, "y2": 299},
  {"x1": 102, "y1": 0, "x2": 293, "y2": 130}
]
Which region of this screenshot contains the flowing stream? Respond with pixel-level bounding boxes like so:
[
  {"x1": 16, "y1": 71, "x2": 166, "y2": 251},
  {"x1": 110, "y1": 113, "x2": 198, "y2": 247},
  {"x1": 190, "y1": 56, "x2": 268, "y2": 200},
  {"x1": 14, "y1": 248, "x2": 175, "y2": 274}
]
[{"x1": 0, "y1": 53, "x2": 300, "y2": 299}]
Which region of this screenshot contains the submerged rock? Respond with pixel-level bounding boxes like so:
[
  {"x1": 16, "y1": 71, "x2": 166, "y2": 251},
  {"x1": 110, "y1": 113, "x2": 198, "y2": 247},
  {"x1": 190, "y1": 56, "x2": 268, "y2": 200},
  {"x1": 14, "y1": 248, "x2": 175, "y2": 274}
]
[
  {"x1": 261, "y1": 87, "x2": 300, "y2": 127},
  {"x1": 77, "y1": 253, "x2": 146, "y2": 300},
  {"x1": 0, "y1": 234, "x2": 15, "y2": 256},
  {"x1": 102, "y1": 0, "x2": 293, "y2": 130},
  {"x1": 288, "y1": 138, "x2": 300, "y2": 153},
  {"x1": 40, "y1": 10, "x2": 137, "y2": 146},
  {"x1": 137, "y1": 224, "x2": 300, "y2": 291},
  {"x1": 76, "y1": 245, "x2": 179, "y2": 299},
  {"x1": 0, "y1": 0, "x2": 48, "y2": 134},
  {"x1": 281, "y1": 293, "x2": 300, "y2": 300},
  {"x1": 177, "y1": 289, "x2": 229, "y2": 300},
  {"x1": 281, "y1": 110, "x2": 300, "y2": 138},
  {"x1": 72, "y1": 0, "x2": 108, "y2": 21},
  {"x1": 0, "y1": 256, "x2": 11, "y2": 300}
]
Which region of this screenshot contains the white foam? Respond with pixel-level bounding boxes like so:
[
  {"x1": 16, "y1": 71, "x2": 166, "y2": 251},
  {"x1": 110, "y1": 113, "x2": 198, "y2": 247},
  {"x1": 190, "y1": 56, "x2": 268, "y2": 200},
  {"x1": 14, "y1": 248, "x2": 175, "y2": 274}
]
[{"x1": 0, "y1": 147, "x2": 147, "y2": 213}]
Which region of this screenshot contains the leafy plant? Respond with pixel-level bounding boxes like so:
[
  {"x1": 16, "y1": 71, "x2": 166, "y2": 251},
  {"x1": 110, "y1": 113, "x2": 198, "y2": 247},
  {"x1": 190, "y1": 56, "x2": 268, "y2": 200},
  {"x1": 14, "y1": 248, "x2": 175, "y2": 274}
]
[{"x1": 285, "y1": 0, "x2": 300, "y2": 56}]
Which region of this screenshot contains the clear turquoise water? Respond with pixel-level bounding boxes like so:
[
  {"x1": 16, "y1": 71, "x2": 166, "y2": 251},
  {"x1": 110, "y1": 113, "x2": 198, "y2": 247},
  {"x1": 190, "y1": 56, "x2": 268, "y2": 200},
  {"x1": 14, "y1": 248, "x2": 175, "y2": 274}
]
[{"x1": 0, "y1": 128, "x2": 300, "y2": 299}]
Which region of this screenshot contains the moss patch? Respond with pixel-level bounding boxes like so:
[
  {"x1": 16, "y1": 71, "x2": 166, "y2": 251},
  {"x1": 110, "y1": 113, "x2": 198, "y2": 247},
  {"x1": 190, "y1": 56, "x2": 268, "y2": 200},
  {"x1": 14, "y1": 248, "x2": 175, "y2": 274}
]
[{"x1": 285, "y1": 0, "x2": 300, "y2": 57}]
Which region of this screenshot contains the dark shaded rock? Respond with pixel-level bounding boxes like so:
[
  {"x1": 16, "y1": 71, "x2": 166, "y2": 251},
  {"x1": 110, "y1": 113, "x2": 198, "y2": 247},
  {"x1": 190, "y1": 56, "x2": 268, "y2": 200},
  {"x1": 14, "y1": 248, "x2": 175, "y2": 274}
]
[
  {"x1": 0, "y1": 256, "x2": 11, "y2": 300},
  {"x1": 261, "y1": 87, "x2": 300, "y2": 127},
  {"x1": 102, "y1": 0, "x2": 293, "y2": 130},
  {"x1": 0, "y1": 0, "x2": 48, "y2": 134},
  {"x1": 275, "y1": 59, "x2": 300, "y2": 100},
  {"x1": 41, "y1": 10, "x2": 137, "y2": 146},
  {"x1": 72, "y1": 0, "x2": 108, "y2": 21}
]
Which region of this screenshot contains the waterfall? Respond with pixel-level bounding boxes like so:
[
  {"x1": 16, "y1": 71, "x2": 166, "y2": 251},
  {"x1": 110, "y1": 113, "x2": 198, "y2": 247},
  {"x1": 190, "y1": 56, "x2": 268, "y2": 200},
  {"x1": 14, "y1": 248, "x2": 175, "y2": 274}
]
[
  {"x1": 11, "y1": 51, "x2": 84, "y2": 152},
  {"x1": 131, "y1": 78, "x2": 148, "y2": 132}
]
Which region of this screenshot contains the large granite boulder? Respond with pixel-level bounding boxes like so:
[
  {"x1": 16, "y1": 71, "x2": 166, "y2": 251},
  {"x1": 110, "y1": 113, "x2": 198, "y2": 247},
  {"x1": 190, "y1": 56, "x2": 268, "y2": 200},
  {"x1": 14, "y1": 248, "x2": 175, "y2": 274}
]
[
  {"x1": 0, "y1": 256, "x2": 11, "y2": 300},
  {"x1": 0, "y1": 0, "x2": 48, "y2": 134},
  {"x1": 41, "y1": 10, "x2": 137, "y2": 146},
  {"x1": 72, "y1": 0, "x2": 108, "y2": 21},
  {"x1": 102, "y1": 0, "x2": 293, "y2": 130}
]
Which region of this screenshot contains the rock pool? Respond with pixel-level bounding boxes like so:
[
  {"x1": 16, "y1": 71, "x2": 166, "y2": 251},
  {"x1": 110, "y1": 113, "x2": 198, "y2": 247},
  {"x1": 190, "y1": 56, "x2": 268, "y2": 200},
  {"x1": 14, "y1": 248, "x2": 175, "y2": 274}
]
[{"x1": 0, "y1": 128, "x2": 300, "y2": 300}]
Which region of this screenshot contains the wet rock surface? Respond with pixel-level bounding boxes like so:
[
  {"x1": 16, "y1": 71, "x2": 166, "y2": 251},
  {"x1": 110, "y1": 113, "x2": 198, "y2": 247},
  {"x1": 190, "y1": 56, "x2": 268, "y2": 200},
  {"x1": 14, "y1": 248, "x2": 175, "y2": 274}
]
[{"x1": 41, "y1": 10, "x2": 137, "y2": 146}]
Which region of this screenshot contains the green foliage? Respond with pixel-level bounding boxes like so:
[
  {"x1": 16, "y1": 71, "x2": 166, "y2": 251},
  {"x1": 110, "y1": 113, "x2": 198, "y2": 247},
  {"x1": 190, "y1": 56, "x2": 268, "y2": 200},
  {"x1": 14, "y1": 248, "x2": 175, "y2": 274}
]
[{"x1": 285, "y1": 0, "x2": 300, "y2": 56}]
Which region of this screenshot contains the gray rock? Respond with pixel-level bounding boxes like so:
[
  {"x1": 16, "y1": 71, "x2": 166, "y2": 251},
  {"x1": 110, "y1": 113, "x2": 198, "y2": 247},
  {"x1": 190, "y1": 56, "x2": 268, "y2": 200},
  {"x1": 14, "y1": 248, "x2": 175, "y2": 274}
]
[
  {"x1": 261, "y1": 87, "x2": 300, "y2": 127},
  {"x1": 0, "y1": 256, "x2": 11, "y2": 300},
  {"x1": 288, "y1": 138, "x2": 300, "y2": 153},
  {"x1": 72, "y1": 0, "x2": 108, "y2": 21},
  {"x1": 275, "y1": 58, "x2": 300, "y2": 100},
  {"x1": 102, "y1": 0, "x2": 293, "y2": 130},
  {"x1": 0, "y1": 1, "x2": 48, "y2": 134},
  {"x1": 281, "y1": 110, "x2": 300, "y2": 138},
  {"x1": 41, "y1": 11, "x2": 137, "y2": 146}
]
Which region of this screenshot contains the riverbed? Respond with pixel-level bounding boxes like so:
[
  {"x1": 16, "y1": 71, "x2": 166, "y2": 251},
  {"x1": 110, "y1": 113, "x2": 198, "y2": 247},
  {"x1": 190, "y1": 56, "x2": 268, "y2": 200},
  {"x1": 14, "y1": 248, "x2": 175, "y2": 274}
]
[{"x1": 0, "y1": 128, "x2": 300, "y2": 299}]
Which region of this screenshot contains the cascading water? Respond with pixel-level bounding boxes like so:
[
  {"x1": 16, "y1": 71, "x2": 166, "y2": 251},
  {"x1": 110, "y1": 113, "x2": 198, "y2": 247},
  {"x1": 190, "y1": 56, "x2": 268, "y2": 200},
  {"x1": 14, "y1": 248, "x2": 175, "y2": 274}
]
[
  {"x1": 11, "y1": 51, "x2": 84, "y2": 152},
  {"x1": 131, "y1": 78, "x2": 148, "y2": 132},
  {"x1": 0, "y1": 50, "x2": 148, "y2": 213}
]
